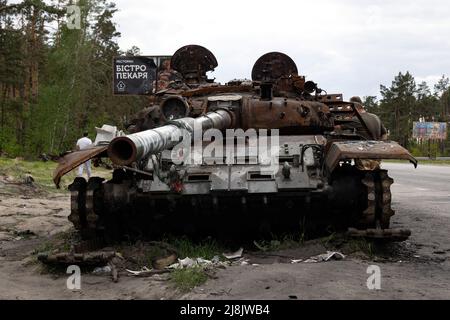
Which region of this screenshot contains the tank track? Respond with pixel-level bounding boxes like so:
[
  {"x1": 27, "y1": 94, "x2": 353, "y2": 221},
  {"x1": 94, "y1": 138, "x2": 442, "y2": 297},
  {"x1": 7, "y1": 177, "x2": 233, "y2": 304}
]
[
  {"x1": 68, "y1": 177, "x2": 104, "y2": 239},
  {"x1": 68, "y1": 177, "x2": 86, "y2": 231},
  {"x1": 349, "y1": 169, "x2": 411, "y2": 241},
  {"x1": 68, "y1": 171, "x2": 411, "y2": 241}
]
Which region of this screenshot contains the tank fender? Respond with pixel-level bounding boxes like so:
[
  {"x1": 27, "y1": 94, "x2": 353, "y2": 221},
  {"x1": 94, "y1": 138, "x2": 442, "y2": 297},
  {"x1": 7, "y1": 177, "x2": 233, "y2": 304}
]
[
  {"x1": 53, "y1": 146, "x2": 108, "y2": 188},
  {"x1": 325, "y1": 140, "x2": 418, "y2": 172}
]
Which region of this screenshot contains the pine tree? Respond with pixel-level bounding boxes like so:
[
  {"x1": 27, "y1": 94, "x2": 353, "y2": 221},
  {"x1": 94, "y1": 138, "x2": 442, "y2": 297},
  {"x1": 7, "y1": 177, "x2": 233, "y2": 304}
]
[{"x1": 379, "y1": 72, "x2": 417, "y2": 147}]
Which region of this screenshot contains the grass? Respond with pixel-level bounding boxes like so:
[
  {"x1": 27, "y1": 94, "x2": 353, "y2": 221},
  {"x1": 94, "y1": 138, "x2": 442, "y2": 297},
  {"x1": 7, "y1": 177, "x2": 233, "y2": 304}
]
[
  {"x1": 32, "y1": 241, "x2": 57, "y2": 255},
  {"x1": 0, "y1": 156, "x2": 112, "y2": 192},
  {"x1": 254, "y1": 237, "x2": 299, "y2": 252},
  {"x1": 253, "y1": 229, "x2": 310, "y2": 252},
  {"x1": 164, "y1": 236, "x2": 223, "y2": 260},
  {"x1": 117, "y1": 238, "x2": 219, "y2": 292},
  {"x1": 345, "y1": 238, "x2": 375, "y2": 257},
  {"x1": 117, "y1": 242, "x2": 168, "y2": 268},
  {"x1": 170, "y1": 267, "x2": 208, "y2": 292},
  {"x1": 320, "y1": 232, "x2": 338, "y2": 247},
  {"x1": 32, "y1": 231, "x2": 75, "y2": 255}
]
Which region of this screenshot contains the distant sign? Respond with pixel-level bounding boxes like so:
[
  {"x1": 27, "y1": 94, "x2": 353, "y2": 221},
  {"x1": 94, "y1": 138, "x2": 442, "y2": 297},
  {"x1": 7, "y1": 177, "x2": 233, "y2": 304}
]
[
  {"x1": 113, "y1": 56, "x2": 157, "y2": 95},
  {"x1": 412, "y1": 122, "x2": 447, "y2": 140}
]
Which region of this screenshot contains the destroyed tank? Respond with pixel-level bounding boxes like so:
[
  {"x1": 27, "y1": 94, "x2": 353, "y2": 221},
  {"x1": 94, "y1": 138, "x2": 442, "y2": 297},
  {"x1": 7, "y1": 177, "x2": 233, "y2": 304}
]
[{"x1": 54, "y1": 45, "x2": 417, "y2": 241}]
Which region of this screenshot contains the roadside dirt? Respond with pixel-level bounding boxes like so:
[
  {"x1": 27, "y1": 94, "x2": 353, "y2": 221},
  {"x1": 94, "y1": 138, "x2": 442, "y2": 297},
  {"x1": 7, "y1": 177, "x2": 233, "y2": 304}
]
[{"x1": 0, "y1": 173, "x2": 449, "y2": 300}]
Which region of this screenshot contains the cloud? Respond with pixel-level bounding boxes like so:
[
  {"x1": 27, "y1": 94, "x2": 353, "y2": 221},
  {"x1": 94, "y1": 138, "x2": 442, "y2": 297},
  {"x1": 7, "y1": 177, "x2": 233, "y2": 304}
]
[
  {"x1": 10, "y1": 0, "x2": 449, "y2": 98},
  {"x1": 59, "y1": 0, "x2": 450, "y2": 98}
]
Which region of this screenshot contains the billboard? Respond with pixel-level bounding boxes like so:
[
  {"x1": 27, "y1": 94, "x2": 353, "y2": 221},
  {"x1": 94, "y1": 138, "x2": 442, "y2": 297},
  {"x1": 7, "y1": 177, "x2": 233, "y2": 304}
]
[
  {"x1": 412, "y1": 122, "x2": 447, "y2": 140},
  {"x1": 113, "y1": 56, "x2": 157, "y2": 95},
  {"x1": 113, "y1": 56, "x2": 172, "y2": 95}
]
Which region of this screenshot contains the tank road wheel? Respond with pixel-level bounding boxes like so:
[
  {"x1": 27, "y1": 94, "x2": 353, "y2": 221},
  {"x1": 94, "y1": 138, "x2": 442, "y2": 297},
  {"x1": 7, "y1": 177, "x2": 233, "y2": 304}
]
[
  {"x1": 360, "y1": 169, "x2": 394, "y2": 229},
  {"x1": 68, "y1": 177, "x2": 87, "y2": 231},
  {"x1": 68, "y1": 177, "x2": 105, "y2": 239},
  {"x1": 83, "y1": 177, "x2": 105, "y2": 239},
  {"x1": 351, "y1": 169, "x2": 411, "y2": 241}
]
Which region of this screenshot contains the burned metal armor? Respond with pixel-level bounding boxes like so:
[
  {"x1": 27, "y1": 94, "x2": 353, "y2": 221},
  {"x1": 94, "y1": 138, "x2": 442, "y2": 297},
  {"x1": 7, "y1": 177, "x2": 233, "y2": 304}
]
[{"x1": 54, "y1": 45, "x2": 417, "y2": 241}]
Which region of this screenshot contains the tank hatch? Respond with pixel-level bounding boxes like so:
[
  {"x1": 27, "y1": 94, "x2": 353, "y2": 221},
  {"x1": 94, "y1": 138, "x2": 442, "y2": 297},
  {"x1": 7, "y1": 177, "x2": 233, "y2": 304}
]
[
  {"x1": 251, "y1": 52, "x2": 298, "y2": 82},
  {"x1": 170, "y1": 45, "x2": 218, "y2": 84}
]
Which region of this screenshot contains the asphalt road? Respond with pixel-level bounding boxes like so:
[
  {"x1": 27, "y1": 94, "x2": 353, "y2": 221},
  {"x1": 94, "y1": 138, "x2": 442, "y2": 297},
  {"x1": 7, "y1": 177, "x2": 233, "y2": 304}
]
[{"x1": 382, "y1": 162, "x2": 450, "y2": 253}]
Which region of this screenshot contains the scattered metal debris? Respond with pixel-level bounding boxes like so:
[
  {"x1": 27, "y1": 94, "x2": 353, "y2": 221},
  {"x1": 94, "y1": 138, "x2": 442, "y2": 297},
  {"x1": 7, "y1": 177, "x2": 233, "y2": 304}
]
[
  {"x1": 93, "y1": 265, "x2": 112, "y2": 274},
  {"x1": 238, "y1": 258, "x2": 250, "y2": 266},
  {"x1": 223, "y1": 248, "x2": 244, "y2": 260},
  {"x1": 109, "y1": 262, "x2": 119, "y2": 283},
  {"x1": 348, "y1": 228, "x2": 411, "y2": 242},
  {"x1": 37, "y1": 251, "x2": 118, "y2": 266},
  {"x1": 290, "y1": 251, "x2": 345, "y2": 264},
  {"x1": 37, "y1": 251, "x2": 121, "y2": 282},
  {"x1": 23, "y1": 174, "x2": 34, "y2": 185},
  {"x1": 170, "y1": 257, "x2": 209, "y2": 269},
  {"x1": 303, "y1": 251, "x2": 345, "y2": 263},
  {"x1": 174, "y1": 257, "x2": 197, "y2": 268},
  {"x1": 152, "y1": 253, "x2": 178, "y2": 270},
  {"x1": 167, "y1": 255, "x2": 229, "y2": 270},
  {"x1": 126, "y1": 267, "x2": 170, "y2": 277},
  {"x1": 291, "y1": 259, "x2": 303, "y2": 263}
]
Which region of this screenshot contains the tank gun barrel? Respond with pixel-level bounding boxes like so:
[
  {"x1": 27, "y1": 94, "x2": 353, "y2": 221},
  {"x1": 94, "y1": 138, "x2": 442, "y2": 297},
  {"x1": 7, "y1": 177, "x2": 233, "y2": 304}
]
[{"x1": 108, "y1": 109, "x2": 232, "y2": 165}]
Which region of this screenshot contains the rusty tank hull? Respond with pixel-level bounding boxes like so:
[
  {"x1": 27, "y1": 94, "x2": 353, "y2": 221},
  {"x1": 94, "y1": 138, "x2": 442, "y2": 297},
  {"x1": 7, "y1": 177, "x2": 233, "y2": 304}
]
[{"x1": 56, "y1": 45, "x2": 417, "y2": 241}]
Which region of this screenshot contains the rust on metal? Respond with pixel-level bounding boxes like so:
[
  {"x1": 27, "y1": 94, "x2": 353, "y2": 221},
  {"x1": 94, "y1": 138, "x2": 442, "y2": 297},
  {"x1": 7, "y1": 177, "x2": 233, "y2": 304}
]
[
  {"x1": 171, "y1": 44, "x2": 218, "y2": 84},
  {"x1": 180, "y1": 85, "x2": 254, "y2": 98},
  {"x1": 251, "y1": 52, "x2": 298, "y2": 81},
  {"x1": 53, "y1": 146, "x2": 108, "y2": 188},
  {"x1": 240, "y1": 99, "x2": 332, "y2": 130},
  {"x1": 55, "y1": 44, "x2": 418, "y2": 242},
  {"x1": 37, "y1": 251, "x2": 117, "y2": 265},
  {"x1": 325, "y1": 141, "x2": 418, "y2": 172},
  {"x1": 348, "y1": 228, "x2": 412, "y2": 242}
]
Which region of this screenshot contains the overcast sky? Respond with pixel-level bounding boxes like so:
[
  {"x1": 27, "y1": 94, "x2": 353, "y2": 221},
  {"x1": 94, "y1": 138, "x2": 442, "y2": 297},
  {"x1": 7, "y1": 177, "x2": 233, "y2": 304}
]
[{"x1": 111, "y1": 0, "x2": 450, "y2": 99}]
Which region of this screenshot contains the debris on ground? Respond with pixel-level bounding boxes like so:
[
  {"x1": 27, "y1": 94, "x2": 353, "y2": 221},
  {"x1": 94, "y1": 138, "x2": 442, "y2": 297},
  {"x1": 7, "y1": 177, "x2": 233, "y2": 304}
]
[
  {"x1": 37, "y1": 251, "x2": 122, "y2": 282},
  {"x1": 126, "y1": 267, "x2": 170, "y2": 277},
  {"x1": 223, "y1": 248, "x2": 243, "y2": 260},
  {"x1": 93, "y1": 265, "x2": 112, "y2": 274},
  {"x1": 169, "y1": 257, "x2": 219, "y2": 269},
  {"x1": 152, "y1": 253, "x2": 178, "y2": 270},
  {"x1": 291, "y1": 259, "x2": 303, "y2": 263},
  {"x1": 23, "y1": 174, "x2": 34, "y2": 185},
  {"x1": 37, "y1": 251, "x2": 119, "y2": 266},
  {"x1": 301, "y1": 251, "x2": 345, "y2": 263},
  {"x1": 237, "y1": 258, "x2": 250, "y2": 266},
  {"x1": 109, "y1": 262, "x2": 119, "y2": 283}
]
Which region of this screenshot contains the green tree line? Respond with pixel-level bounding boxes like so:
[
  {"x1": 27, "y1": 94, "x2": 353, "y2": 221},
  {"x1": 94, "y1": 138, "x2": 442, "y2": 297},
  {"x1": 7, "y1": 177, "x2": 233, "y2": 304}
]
[
  {"x1": 363, "y1": 72, "x2": 450, "y2": 157},
  {"x1": 1, "y1": 1, "x2": 449, "y2": 159},
  {"x1": 0, "y1": 0, "x2": 145, "y2": 158}
]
